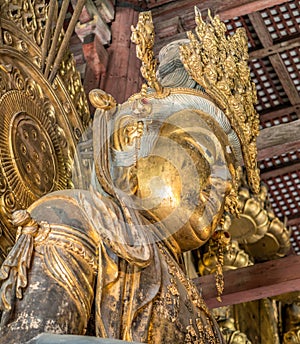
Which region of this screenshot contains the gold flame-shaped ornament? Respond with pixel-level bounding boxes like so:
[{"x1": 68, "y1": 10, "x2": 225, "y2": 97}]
[{"x1": 180, "y1": 8, "x2": 260, "y2": 195}]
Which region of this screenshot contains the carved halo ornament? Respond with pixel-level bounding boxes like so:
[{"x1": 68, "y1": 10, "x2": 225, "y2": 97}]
[
  {"x1": 0, "y1": 90, "x2": 65, "y2": 204},
  {"x1": 0, "y1": 0, "x2": 90, "y2": 260}
]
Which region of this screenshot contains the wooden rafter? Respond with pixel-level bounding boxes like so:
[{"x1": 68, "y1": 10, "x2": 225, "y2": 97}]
[
  {"x1": 257, "y1": 119, "x2": 300, "y2": 161},
  {"x1": 249, "y1": 35, "x2": 300, "y2": 60},
  {"x1": 260, "y1": 104, "x2": 300, "y2": 123},
  {"x1": 288, "y1": 217, "x2": 300, "y2": 226},
  {"x1": 261, "y1": 161, "x2": 300, "y2": 179},
  {"x1": 194, "y1": 255, "x2": 300, "y2": 309},
  {"x1": 151, "y1": 0, "x2": 290, "y2": 21}
]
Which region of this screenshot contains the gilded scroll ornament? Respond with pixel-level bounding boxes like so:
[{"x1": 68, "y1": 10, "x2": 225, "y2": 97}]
[
  {"x1": 89, "y1": 89, "x2": 117, "y2": 110},
  {"x1": 1, "y1": 0, "x2": 47, "y2": 46}
]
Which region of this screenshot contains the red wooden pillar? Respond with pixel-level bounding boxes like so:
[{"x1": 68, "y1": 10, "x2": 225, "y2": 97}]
[
  {"x1": 82, "y1": 35, "x2": 108, "y2": 106},
  {"x1": 75, "y1": 0, "x2": 113, "y2": 113},
  {"x1": 101, "y1": 6, "x2": 143, "y2": 104}
]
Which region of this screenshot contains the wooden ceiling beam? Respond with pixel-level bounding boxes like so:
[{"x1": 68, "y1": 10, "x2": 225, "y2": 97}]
[
  {"x1": 257, "y1": 119, "x2": 300, "y2": 161},
  {"x1": 260, "y1": 104, "x2": 300, "y2": 123},
  {"x1": 151, "y1": 0, "x2": 289, "y2": 21},
  {"x1": 287, "y1": 217, "x2": 300, "y2": 226},
  {"x1": 260, "y1": 161, "x2": 300, "y2": 180},
  {"x1": 269, "y1": 54, "x2": 300, "y2": 107},
  {"x1": 249, "y1": 35, "x2": 300, "y2": 60},
  {"x1": 194, "y1": 255, "x2": 300, "y2": 309}
]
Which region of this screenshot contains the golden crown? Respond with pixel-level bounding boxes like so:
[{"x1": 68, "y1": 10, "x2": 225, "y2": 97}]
[{"x1": 131, "y1": 9, "x2": 260, "y2": 195}]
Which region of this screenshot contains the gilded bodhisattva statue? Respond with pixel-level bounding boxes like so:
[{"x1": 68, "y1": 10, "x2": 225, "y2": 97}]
[{"x1": 0, "y1": 8, "x2": 260, "y2": 344}]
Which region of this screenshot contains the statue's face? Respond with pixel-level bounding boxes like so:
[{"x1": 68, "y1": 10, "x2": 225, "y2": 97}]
[{"x1": 133, "y1": 109, "x2": 233, "y2": 250}]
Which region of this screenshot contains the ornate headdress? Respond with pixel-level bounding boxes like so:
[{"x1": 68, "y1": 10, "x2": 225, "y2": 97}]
[{"x1": 130, "y1": 9, "x2": 260, "y2": 199}]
